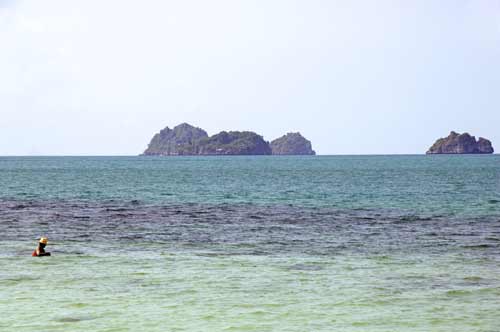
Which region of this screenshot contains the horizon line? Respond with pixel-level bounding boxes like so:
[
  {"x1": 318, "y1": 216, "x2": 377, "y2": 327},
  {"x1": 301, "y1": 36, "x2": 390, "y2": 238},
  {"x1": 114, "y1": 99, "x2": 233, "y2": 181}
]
[{"x1": 0, "y1": 153, "x2": 498, "y2": 157}]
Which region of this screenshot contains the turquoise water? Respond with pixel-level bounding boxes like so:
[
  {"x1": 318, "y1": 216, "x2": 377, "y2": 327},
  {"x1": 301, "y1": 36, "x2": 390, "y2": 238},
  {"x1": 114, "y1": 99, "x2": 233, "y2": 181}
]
[
  {"x1": 1, "y1": 156, "x2": 499, "y2": 331},
  {"x1": 1, "y1": 155, "x2": 499, "y2": 214}
]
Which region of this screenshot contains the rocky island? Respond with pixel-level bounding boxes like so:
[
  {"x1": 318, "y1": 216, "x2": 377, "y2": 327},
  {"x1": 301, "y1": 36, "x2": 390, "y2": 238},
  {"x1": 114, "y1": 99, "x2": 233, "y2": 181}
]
[
  {"x1": 142, "y1": 123, "x2": 315, "y2": 156},
  {"x1": 427, "y1": 131, "x2": 494, "y2": 154},
  {"x1": 271, "y1": 133, "x2": 315, "y2": 155},
  {"x1": 142, "y1": 123, "x2": 208, "y2": 156},
  {"x1": 194, "y1": 131, "x2": 272, "y2": 155}
]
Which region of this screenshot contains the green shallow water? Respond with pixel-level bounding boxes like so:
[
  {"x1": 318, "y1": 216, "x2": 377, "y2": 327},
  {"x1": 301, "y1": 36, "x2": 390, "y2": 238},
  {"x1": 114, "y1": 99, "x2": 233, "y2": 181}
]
[
  {"x1": 1, "y1": 156, "x2": 500, "y2": 331},
  {"x1": 2, "y1": 250, "x2": 499, "y2": 332}
]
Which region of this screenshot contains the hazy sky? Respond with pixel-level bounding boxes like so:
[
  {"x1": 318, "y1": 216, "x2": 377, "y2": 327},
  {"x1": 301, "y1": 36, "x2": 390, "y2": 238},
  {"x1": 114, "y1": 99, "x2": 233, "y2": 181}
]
[{"x1": 1, "y1": 0, "x2": 499, "y2": 155}]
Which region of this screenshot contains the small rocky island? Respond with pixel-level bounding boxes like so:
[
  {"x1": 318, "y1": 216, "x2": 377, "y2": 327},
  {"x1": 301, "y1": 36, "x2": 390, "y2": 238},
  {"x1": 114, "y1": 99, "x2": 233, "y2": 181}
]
[
  {"x1": 142, "y1": 123, "x2": 315, "y2": 156},
  {"x1": 427, "y1": 131, "x2": 494, "y2": 154},
  {"x1": 271, "y1": 133, "x2": 315, "y2": 155},
  {"x1": 142, "y1": 123, "x2": 209, "y2": 156}
]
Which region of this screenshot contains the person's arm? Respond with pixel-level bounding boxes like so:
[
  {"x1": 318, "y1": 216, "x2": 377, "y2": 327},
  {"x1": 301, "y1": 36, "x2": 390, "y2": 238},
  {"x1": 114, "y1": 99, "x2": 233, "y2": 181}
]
[{"x1": 38, "y1": 252, "x2": 51, "y2": 256}]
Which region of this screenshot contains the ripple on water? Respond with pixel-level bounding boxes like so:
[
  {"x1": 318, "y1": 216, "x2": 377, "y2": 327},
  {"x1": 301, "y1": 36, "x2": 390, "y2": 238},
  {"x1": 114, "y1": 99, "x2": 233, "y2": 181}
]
[
  {"x1": 446, "y1": 289, "x2": 474, "y2": 297},
  {"x1": 54, "y1": 315, "x2": 97, "y2": 323},
  {"x1": 66, "y1": 303, "x2": 90, "y2": 309},
  {"x1": 0, "y1": 275, "x2": 37, "y2": 286},
  {"x1": 287, "y1": 264, "x2": 324, "y2": 271}
]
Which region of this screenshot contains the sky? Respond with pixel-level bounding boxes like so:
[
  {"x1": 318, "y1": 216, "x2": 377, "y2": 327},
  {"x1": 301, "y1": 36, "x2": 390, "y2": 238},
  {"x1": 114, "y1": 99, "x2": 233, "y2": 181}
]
[{"x1": 0, "y1": 0, "x2": 499, "y2": 155}]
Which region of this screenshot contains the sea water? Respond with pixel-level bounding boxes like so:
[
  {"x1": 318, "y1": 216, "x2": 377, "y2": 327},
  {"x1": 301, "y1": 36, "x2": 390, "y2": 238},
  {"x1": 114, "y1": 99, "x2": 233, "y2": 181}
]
[{"x1": 0, "y1": 155, "x2": 499, "y2": 331}]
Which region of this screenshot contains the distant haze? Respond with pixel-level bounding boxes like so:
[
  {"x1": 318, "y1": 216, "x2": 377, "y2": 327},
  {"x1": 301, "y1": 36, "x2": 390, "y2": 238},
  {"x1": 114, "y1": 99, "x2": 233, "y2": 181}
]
[{"x1": 1, "y1": 0, "x2": 499, "y2": 155}]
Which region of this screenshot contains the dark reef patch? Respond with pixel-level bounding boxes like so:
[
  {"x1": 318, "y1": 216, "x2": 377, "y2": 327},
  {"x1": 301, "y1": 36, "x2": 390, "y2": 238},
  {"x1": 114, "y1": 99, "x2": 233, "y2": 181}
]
[{"x1": 1, "y1": 199, "x2": 499, "y2": 257}]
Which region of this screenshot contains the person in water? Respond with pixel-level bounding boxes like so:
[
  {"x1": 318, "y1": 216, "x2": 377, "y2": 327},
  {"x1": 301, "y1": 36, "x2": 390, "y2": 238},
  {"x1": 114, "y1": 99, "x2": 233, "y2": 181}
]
[{"x1": 32, "y1": 237, "x2": 51, "y2": 257}]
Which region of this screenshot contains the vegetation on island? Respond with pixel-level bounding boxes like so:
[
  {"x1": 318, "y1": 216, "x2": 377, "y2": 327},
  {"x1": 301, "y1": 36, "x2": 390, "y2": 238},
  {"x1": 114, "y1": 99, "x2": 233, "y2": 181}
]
[{"x1": 195, "y1": 131, "x2": 272, "y2": 155}]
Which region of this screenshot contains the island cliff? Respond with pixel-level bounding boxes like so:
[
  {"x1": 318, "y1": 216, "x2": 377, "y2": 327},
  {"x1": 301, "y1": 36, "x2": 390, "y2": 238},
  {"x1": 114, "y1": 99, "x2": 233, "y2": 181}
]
[
  {"x1": 142, "y1": 123, "x2": 208, "y2": 156},
  {"x1": 142, "y1": 123, "x2": 315, "y2": 156},
  {"x1": 427, "y1": 131, "x2": 494, "y2": 154},
  {"x1": 270, "y1": 133, "x2": 315, "y2": 155}
]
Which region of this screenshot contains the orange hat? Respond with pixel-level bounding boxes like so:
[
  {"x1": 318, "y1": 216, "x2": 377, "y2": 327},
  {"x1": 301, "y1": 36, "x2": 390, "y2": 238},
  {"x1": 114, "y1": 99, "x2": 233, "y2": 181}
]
[{"x1": 39, "y1": 237, "x2": 48, "y2": 244}]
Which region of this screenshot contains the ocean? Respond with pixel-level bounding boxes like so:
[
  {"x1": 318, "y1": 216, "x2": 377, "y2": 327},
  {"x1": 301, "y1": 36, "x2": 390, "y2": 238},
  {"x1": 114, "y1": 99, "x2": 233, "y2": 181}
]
[{"x1": 1, "y1": 155, "x2": 499, "y2": 331}]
